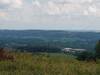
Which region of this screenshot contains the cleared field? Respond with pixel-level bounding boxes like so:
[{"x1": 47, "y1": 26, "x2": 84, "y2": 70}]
[{"x1": 0, "y1": 52, "x2": 99, "y2": 75}]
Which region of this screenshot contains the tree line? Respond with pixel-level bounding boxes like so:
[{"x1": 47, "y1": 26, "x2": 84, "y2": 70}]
[{"x1": 77, "y1": 40, "x2": 100, "y2": 62}]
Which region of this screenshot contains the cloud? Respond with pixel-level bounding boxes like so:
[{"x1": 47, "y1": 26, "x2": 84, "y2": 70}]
[
  {"x1": 0, "y1": 0, "x2": 100, "y2": 17},
  {"x1": 10, "y1": 0, "x2": 23, "y2": 8},
  {"x1": 68, "y1": 0, "x2": 93, "y2": 3},
  {"x1": 0, "y1": 0, "x2": 23, "y2": 9},
  {"x1": 31, "y1": 0, "x2": 100, "y2": 17},
  {"x1": 32, "y1": 0, "x2": 41, "y2": 8},
  {"x1": 32, "y1": 0, "x2": 82, "y2": 15},
  {"x1": 0, "y1": 12, "x2": 7, "y2": 17},
  {"x1": 83, "y1": 4, "x2": 100, "y2": 16},
  {"x1": 88, "y1": 5, "x2": 97, "y2": 13},
  {"x1": 0, "y1": 0, "x2": 100, "y2": 31}
]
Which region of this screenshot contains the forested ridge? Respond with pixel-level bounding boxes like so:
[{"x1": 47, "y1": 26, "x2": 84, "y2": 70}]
[{"x1": 0, "y1": 30, "x2": 99, "y2": 52}]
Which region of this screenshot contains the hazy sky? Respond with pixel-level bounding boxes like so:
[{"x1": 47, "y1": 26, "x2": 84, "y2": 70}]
[{"x1": 0, "y1": 0, "x2": 100, "y2": 31}]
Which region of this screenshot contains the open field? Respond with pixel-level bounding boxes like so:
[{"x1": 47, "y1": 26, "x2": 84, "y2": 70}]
[{"x1": 0, "y1": 52, "x2": 99, "y2": 75}]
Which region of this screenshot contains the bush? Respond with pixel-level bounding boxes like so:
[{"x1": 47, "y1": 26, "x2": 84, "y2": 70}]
[
  {"x1": 76, "y1": 51, "x2": 96, "y2": 61},
  {"x1": 95, "y1": 40, "x2": 100, "y2": 58}
]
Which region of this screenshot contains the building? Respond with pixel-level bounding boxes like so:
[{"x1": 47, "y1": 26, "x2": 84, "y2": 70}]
[{"x1": 62, "y1": 48, "x2": 86, "y2": 53}]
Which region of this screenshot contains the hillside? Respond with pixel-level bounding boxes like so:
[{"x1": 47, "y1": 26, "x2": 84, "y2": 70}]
[
  {"x1": 0, "y1": 30, "x2": 100, "y2": 52},
  {"x1": 0, "y1": 52, "x2": 98, "y2": 75}
]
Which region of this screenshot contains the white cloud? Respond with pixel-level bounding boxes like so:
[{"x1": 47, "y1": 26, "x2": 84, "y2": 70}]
[
  {"x1": 32, "y1": 0, "x2": 41, "y2": 8},
  {"x1": 88, "y1": 5, "x2": 97, "y2": 12},
  {"x1": 0, "y1": 12, "x2": 7, "y2": 17},
  {"x1": 32, "y1": 0, "x2": 82, "y2": 15},
  {"x1": 83, "y1": 10, "x2": 89, "y2": 15},
  {"x1": 56, "y1": 0, "x2": 93, "y2": 3},
  {"x1": 10, "y1": 0, "x2": 23, "y2": 8},
  {"x1": 0, "y1": 0, "x2": 100, "y2": 30},
  {"x1": 0, "y1": 0, "x2": 11, "y2": 4},
  {"x1": 0, "y1": 0, "x2": 23, "y2": 9},
  {"x1": 45, "y1": 1, "x2": 61, "y2": 15},
  {"x1": 81, "y1": 0, "x2": 93, "y2": 3},
  {"x1": 0, "y1": 0, "x2": 100, "y2": 16},
  {"x1": 83, "y1": 4, "x2": 100, "y2": 16},
  {"x1": 31, "y1": 0, "x2": 100, "y2": 17}
]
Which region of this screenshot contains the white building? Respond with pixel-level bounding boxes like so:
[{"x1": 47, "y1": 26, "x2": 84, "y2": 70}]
[
  {"x1": 62, "y1": 48, "x2": 72, "y2": 52},
  {"x1": 62, "y1": 48, "x2": 86, "y2": 53}
]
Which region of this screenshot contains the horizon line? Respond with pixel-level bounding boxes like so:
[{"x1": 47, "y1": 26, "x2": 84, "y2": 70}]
[{"x1": 0, "y1": 29, "x2": 100, "y2": 32}]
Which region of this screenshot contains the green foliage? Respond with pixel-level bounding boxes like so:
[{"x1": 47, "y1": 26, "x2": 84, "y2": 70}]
[
  {"x1": 0, "y1": 30, "x2": 100, "y2": 51},
  {"x1": 0, "y1": 53, "x2": 98, "y2": 75},
  {"x1": 96, "y1": 40, "x2": 100, "y2": 58},
  {"x1": 76, "y1": 51, "x2": 96, "y2": 61}
]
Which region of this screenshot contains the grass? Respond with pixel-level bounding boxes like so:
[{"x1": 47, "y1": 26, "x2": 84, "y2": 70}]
[{"x1": 0, "y1": 52, "x2": 98, "y2": 75}]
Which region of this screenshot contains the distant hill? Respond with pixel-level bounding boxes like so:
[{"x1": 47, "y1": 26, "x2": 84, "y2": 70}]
[{"x1": 0, "y1": 30, "x2": 99, "y2": 52}]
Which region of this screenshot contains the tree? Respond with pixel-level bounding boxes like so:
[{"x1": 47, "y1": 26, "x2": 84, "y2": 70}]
[
  {"x1": 76, "y1": 51, "x2": 96, "y2": 61},
  {"x1": 95, "y1": 40, "x2": 100, "y2": 58}
]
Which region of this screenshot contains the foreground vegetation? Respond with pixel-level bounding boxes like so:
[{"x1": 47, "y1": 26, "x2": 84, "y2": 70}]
[{"x1": 0, "y1": 52, "x2": 99, "y2": 75}]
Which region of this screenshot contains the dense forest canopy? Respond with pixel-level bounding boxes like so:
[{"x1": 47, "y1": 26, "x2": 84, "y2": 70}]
[{"x1": 0, "y1": 30, "x2": 99, "y2": 52}]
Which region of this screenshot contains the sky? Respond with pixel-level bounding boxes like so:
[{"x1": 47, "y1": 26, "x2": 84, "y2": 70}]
[{"x1": 0, "y1": 0, "x2": 100, "y2": 31}]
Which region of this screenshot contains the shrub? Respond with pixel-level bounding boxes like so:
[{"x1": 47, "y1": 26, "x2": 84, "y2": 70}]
[
  {"x1": 95, "y1": 40, "x2": 100, "y2": 59},
  {"x1": 76, "y1": 51, "x2": 96, "y2": 61}
]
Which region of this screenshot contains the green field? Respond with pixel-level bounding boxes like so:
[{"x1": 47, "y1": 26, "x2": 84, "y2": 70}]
[{"x1": 0, "y1": 52, "x2": 99, "y2": 75}]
